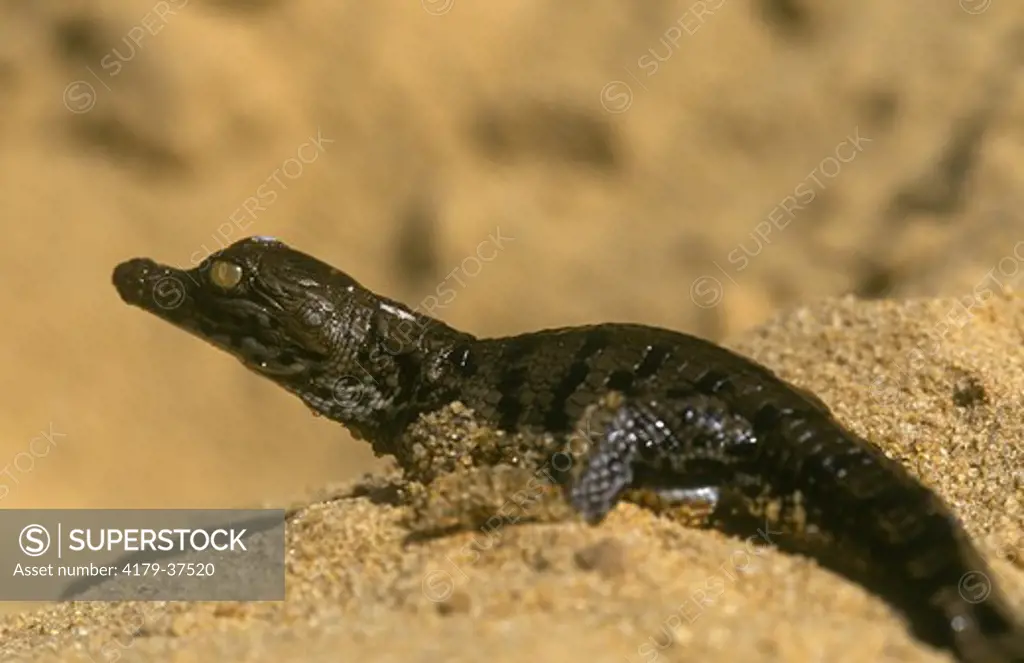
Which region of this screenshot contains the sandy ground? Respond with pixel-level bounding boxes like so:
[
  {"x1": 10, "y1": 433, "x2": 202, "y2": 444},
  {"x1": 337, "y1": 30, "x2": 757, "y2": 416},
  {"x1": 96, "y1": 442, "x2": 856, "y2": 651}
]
[
  {"x1": 0, "y1": 0, "x2": 1023, "y2": 661},
  {"x1": 3, "y1": 295, "x2": 1024, "y2": 662}
]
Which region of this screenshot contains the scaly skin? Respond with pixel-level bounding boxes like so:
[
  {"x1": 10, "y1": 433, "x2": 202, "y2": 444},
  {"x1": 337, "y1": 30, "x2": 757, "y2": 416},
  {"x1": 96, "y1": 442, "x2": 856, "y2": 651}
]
[{"x1": 112, "y1": 236, "x2": 1024, "y2": 662}]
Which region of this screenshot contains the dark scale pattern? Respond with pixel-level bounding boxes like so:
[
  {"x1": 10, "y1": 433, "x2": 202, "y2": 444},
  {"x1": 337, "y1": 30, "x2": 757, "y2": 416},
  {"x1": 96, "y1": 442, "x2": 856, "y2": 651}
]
[
  {"x1": 112, "y1": 236, "x2": 1024, "y2": 663},
  {"x1": 568, "y1": 390, "x2": 759, "y2": 525}
]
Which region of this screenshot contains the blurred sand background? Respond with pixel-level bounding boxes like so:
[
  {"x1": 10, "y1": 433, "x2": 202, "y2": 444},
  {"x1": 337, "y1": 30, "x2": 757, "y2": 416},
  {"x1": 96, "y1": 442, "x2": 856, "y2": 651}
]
[{"x1": 0, "y1": 0, "x2": 1023, "y2": 661}]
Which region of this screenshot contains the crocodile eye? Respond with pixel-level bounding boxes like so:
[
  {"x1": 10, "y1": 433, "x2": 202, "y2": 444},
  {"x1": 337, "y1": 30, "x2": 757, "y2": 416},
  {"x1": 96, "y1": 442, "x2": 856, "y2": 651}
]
[{"x1": 210, "y1": 260, "x2": 244, "y2": 290}]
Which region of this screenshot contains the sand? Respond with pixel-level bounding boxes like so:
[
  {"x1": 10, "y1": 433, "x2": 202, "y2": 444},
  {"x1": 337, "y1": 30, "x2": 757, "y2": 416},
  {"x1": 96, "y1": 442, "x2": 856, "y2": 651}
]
[{"x1": 3, "y1": 294, "x2": 1023, "y2": 663}]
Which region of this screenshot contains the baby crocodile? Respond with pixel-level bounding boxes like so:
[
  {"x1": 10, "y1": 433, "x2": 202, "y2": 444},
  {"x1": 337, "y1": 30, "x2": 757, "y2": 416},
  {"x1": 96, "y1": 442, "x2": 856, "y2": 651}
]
[{"x1": 112, "y1": 235, "x2": 1024, "y2": 663}]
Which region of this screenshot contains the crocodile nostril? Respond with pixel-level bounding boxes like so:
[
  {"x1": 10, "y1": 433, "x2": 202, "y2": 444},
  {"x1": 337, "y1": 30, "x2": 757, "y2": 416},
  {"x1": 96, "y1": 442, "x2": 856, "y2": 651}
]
[{"x1": 112, "y1": 258, "x2": 166, "y2": 305}]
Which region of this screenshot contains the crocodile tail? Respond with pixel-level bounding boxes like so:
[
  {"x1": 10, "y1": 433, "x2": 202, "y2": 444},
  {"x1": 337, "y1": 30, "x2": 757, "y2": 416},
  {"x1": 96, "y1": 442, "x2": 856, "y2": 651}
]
[
  {"x1": 765, "y1": 413, "x2": 1024, "y2": 663},
  {"x1": 932, "y1": 578, "x2": 1024, "y2": 663}
]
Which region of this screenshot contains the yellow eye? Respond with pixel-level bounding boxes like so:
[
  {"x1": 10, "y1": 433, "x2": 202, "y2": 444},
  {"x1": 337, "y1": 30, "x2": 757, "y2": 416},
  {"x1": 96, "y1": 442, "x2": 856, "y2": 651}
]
[{"x1": 210, "y1": 260, "x2": 243, "y2": 289}]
